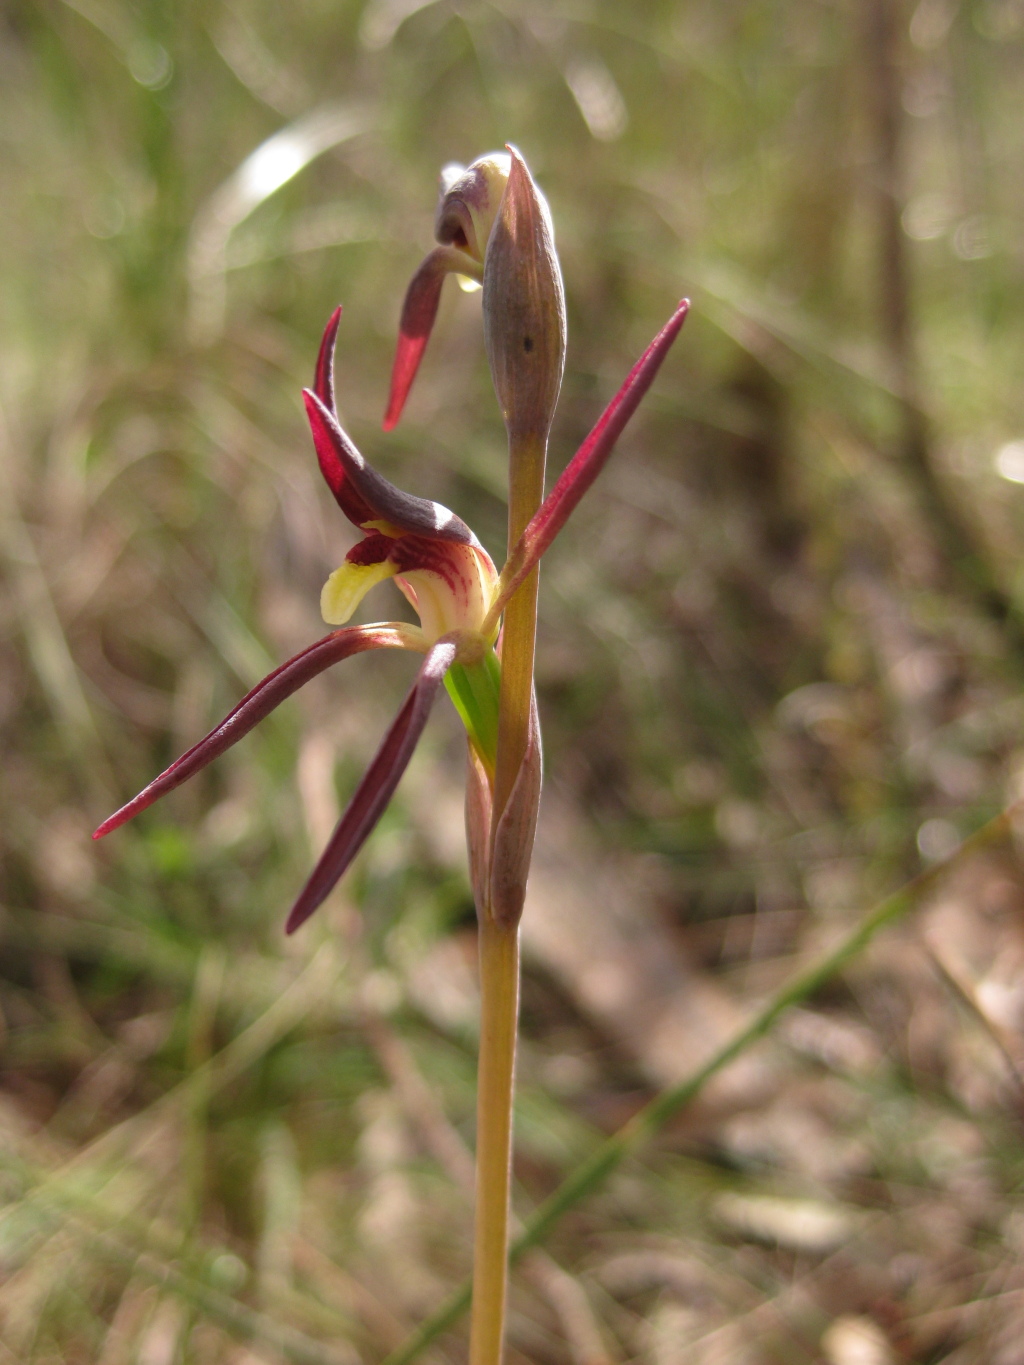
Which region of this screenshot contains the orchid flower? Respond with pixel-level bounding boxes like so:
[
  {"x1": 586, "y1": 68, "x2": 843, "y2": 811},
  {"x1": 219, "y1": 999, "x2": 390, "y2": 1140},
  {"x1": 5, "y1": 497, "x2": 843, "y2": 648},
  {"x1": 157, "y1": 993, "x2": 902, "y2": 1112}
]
[{"x1": 94, "y1": 172, "x2": 688, "y2": 944}]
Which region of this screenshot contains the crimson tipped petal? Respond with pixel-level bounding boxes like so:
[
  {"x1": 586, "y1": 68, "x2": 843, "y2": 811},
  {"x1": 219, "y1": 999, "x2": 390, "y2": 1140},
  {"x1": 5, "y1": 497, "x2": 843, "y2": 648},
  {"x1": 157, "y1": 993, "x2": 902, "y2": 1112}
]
[
  {"x1": 315, "y1": 305, "x2": 342, "y2": 412},
  {"x1": 384, "y1": 246, "x2": 480, "y2": 430}
]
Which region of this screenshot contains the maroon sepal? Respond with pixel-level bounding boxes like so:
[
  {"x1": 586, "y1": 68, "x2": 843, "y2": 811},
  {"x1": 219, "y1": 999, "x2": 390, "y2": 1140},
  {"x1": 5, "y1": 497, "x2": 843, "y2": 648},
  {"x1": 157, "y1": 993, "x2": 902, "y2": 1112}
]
[
  {"x1": 93, "y1": 627, "x2": 407, "y2": 839},
  {"x1": 303, "y1": 387, "x2": 477, "y2": 545},
  {"x1": 285, "y1": 637, "x2": 457, "y2": 933}
]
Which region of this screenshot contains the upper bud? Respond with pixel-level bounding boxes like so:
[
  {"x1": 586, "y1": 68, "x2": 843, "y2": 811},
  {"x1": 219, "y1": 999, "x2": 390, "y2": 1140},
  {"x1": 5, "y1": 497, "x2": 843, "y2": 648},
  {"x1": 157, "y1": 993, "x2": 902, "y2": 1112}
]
[
  {"x1": 482, "y1": 147, "x2": 566, "y2": 446},
  {"x1": 384, "y1": 152, "x2": 511, "y2": 430},
  {"x1": 435, "y1": 153, "x2": 511, "y2": 264}
]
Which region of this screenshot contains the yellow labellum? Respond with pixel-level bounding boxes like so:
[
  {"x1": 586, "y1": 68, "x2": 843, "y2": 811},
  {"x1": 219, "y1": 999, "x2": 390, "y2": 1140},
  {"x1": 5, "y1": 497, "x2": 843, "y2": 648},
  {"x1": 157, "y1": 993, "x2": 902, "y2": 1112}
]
[{"x1": 321, "y1": 559, "x2": 397, "y2": 625}]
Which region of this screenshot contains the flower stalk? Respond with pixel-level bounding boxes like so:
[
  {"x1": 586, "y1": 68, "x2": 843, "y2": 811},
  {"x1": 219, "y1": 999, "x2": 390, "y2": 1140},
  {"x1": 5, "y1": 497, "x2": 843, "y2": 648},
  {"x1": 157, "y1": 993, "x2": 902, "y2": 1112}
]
[
  {"x1": 470, "y1": 915, "x2": 521, "y2": 1365},
  {"x1": 464, "y1": 147, "x2": 566, "y2": 1364},
  {"x1": 96, "y1": 142, "x2": 688, "y2": 1365}
]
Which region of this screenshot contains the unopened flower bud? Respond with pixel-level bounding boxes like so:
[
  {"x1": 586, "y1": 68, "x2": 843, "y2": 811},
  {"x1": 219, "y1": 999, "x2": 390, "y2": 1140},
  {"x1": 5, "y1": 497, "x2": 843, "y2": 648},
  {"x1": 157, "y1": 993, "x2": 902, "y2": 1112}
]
[{"x1": 482, "y1": 147, "x2": 566, "y2": 446}]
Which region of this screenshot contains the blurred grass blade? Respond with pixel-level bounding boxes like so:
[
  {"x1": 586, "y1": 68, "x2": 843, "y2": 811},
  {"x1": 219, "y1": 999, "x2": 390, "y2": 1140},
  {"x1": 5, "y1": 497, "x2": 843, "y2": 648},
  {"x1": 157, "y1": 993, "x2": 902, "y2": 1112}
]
[
  {"x1": 0, "y1": 471, "x2": 111, "y2": 799},
  {"x1": 22, "y1": 942, "x2": 346, "y2": 1204},
  {"x1": 380, "y1": 800, "x2": 1019, "y2": 1365},
  {"x1": 187, "y1": 102, "x2": 372, "y2": 342},
  {"x1": 0, "y1": 1147, "x2": 360, "y2": 1365}
]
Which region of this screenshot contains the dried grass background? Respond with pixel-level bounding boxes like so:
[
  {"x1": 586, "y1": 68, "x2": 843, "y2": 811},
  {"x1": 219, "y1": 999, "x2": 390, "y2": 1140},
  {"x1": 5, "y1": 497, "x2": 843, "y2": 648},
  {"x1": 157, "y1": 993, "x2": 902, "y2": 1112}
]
[{"x1": 3, "y1": 1, "x2": 1024, "y2": 1362}]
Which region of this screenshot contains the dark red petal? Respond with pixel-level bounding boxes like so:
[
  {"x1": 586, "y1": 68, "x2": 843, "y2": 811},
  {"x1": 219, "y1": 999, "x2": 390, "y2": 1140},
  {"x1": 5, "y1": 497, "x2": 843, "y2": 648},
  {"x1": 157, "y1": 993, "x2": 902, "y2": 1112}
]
[
  {"x1": 383, "y1": 246, "x2": 480, "y2": 431},
  {"x1": 343, "y1": 531, "x2": 493, "y2": 584},
  {"x1": 314, "y1": 304, "x2": 343, "y2": 412},
  {"x1": 490, "y1": 299, "x2": 690, "y2": 623},
  {"x1": 304, "y1": 388, "x2": 478, "y2": 544},
  {"x1": 344, "y1": 532, "x2": 394, "y2": 567},
  {"x1": 93, "y1": 626, "x2": 409, "y2": 840},
  {"x1": 384, "y1": 269, "x2": 442, "y2": 432},
  {"x1": 285, "y1": 637, "x2": 457, "y2": 933}
]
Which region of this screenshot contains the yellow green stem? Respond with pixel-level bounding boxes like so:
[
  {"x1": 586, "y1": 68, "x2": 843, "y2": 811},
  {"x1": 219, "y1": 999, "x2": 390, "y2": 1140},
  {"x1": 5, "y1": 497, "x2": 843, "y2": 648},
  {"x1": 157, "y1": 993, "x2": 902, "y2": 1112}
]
[
  {"x1": 467, "y1": 430, "x2": 547, "y2": 1365},
  {"x1": 469, "y1": 917, "x2": 520, "y2": 1365}
]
